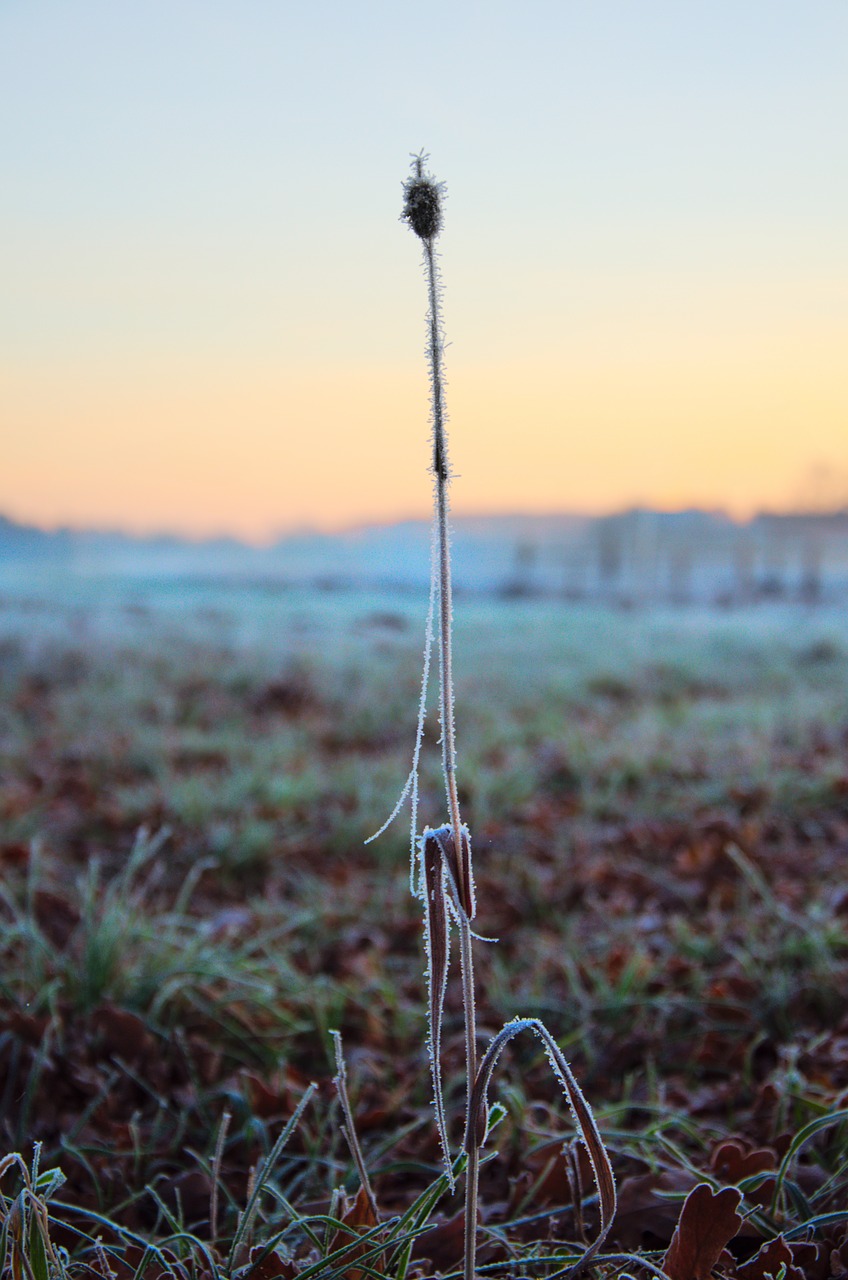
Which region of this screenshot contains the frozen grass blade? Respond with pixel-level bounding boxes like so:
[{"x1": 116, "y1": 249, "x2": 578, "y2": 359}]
[
  {"x1": 226, "y1": 1082, "x2": 316, "y2": 1271},
  {"x1": 770, "y1": 1107, "x2": 848, "y2": 1216},
  {"x1": 209, "y1": 1107, "x2": 231, "y2": 1244},
  {"x1": 331, "y1": 1029, "x2": 379, "y2": 1220},
  {"x1": 364, "y1": 536, "x2": 437, "y2": 897},
  {"x1": 0, "y1": 1147, "x2": 68, "y2": 1280}
]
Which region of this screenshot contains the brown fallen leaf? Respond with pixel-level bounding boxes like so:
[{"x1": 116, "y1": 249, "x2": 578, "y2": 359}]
[
  {"x1": 614, "y1": 1168, "x2": 699, "y2": 1248},
  {"x1": 90, "y1": 1005, "x2": 157, "y2": 1061},
  {"x1": 240, "y1": 1066, "x2": 310, "y2": 1119},
  {"x1": 662, "y1": 1182, "x2": 743, "y2": 1280},
  {"x1": 328, "y1": 1184, "x2": 380, "y2": 1280},
  {"x1": 787, "y1": 1240, "x2": 825, "y2": 1279},
  {"x1": 710, "y1": 1139, "x2": 777, "y2": 1207},
  {"x1": 33, "y1": 887, "x2": 80, "y2": 948},
  {"x1": 411, "y1": 1209, "x2": 468, "y2": 1273},
  {"x1": 710, "y1": 1140, "x2": 776, "y2": 1184},
  {"x1": 736, "y1": 1234, "x2": 807, "y2": 1280},
  {"x1": 519, "y1": 1137, "x2": 596, "y2": 1210},
  {"x1": 242, "y1": 1244, "x2": 301, "y2": 1279}
]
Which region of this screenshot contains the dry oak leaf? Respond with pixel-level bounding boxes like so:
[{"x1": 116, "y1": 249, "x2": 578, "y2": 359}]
[
  {"x1": 710, "y1": 1140, "x2": 776, "y2": 1184},
  {"x1": 735, "y1": 1234, "x2": 813, "y2": 1280},
  {"x1": 710, "y1": 1140, "x2": 777, "y2": 1208},
  {"x1": 662, "y1": 1182, "x2": 743, "y2": 1280}
]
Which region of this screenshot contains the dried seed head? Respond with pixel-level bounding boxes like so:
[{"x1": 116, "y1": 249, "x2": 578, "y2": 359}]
[
  {"x1": 402, "y1": 155, "x2": 443, "y2": 240},
  {"x1": 403, "y1": 180, "x2": 441, "y2": 239}
]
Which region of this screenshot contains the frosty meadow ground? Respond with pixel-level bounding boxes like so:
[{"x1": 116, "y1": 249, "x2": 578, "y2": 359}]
[{"x1": 1, "y1": 570, "x2": 847, "y2": 1274}]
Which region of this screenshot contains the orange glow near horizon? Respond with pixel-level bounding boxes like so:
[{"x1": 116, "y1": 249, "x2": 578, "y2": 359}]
[{"x1": 3, "y1": 312, "x2": 845, "y2": 541}]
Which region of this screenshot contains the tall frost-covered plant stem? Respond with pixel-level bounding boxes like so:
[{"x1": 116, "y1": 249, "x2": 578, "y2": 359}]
[
  {"x1": 399, "y1": 157, "x2": 617, "y2": 1280},
  {"x1": 415, "y1": 167, "x2": 468, "y2": 911},
  {"x1": 402, "y1": 154, "x2": 480, "y2": 1279},
  {"x1": 398, "y1": 155, "x2": 616, "y2": 1280}
]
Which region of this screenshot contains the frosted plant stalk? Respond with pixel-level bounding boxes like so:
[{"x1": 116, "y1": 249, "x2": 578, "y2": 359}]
[
  {"x1": 387, "y1": 154, "x2": 615, "y2": 1280},
  {"x1": 400, "y1": 151, "x2": 480, "y2": 1273}
]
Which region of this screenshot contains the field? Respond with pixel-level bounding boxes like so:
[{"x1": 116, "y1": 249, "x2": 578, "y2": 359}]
[{"x1": 2, "y1": 570, "x2": 847, "y2": 1278}]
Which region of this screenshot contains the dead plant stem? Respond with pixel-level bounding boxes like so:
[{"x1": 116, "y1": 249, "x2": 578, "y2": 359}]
[
  {"x1": 423, "y1": 229, "x2": 480, "y2": 1280},
  {"x1": 422, "y1": 204, "x2": 479, "y2": 1274},
  {"x1": 404, "y1": 156, "x2": 482, "y2": 1279}
]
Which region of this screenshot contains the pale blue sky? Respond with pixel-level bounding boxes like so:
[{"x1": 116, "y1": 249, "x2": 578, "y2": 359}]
[{"x1": 2, "y1": 1, "x2": 846, "y2": 535}]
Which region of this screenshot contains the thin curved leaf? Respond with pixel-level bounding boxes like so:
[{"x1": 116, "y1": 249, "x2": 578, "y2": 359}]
[{"x1": 465, "y1": 1017, "x2": 616, "y2": 1277}]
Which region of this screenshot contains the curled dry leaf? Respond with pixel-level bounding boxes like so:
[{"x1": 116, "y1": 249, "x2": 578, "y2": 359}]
[
  {"x1": 662, "y1": 1182, "x2": 743, "y2": 1280},
  {"x1": 422, "y1": 827, "x2": 452, "y2": 1183},
  {"x1": 466, "y1": 1017, "x2": 616, "y2": 1276},
  {"x1": 426, "y1": 823, "x2": 475, "y2": 919},
  {"x1": 419, "y1": 821, "x2": 475, "y2": 1187}
]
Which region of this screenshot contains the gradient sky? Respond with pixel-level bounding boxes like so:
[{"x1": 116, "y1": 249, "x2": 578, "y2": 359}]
[{"x1": 2, "y1": 1, "x2": 846, "y2": 540}]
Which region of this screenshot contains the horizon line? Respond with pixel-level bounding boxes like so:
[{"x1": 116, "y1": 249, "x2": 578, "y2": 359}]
[{"x1": 5, "y1": 501, "x2": 848, "y2": 549}]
